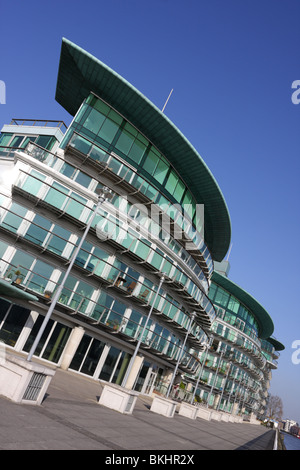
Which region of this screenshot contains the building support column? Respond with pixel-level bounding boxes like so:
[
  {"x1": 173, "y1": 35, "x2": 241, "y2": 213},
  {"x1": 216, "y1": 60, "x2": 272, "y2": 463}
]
[
  {"x1": 123, "y1": 354, "x2": 144, "y2": 390},
  {"x1": 60, "y1": 326, "x2": 85, "y2": 370}
]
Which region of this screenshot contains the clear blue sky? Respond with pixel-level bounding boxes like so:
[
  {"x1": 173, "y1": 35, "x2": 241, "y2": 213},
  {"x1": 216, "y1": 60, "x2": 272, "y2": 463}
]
[{"x1": 1, "y1": 0, "x2": 299, "y2": 422}]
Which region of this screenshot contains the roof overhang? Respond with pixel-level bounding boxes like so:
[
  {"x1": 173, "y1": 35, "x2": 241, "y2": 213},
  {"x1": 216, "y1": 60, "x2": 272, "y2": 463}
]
[
  {"x1": 266, "y1": 337, "x2": 285, "y2": 351},
  {"x1": 0, "y1": 280, "x2": 38, "y2": 303},
  {"x1": 55, "y1": 38, "x2": 231, "y2": 262},
  {"x1": 211, "y1": 271, "x2": 274, "y2": 339}
]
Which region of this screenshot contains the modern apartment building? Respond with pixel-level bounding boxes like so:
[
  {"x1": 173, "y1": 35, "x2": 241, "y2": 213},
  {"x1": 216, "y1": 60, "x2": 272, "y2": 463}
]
[{"x1": 0, "y1": 39, "x2": 283, "y2": 418}]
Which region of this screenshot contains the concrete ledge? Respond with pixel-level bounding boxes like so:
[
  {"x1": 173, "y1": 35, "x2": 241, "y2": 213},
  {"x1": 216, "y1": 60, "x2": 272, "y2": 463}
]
[
  {"x1": 197, "y1": 406, "x2": 212, "y2": 421},
  {"x1": 150, "y1": 395, "x2": 177, "y2": 418},
  {"x1": 211, "y1": 410, "x2": 222, "y2": 421},
  {"x1": 221, "y1": 412, "x2": 230, "y2": 422},
  {"x1": 229, "y1": 414, "x2": 243, "y2": 423},
  {"x1": 178, "y1": 402, "x2": 198, "y2": 420},
  {"x1": 98, "y1": 383, "x2": 139, "y2": 414},
  {"x1": 0, "y1": 353, "x2": 55, "y2": 405}
]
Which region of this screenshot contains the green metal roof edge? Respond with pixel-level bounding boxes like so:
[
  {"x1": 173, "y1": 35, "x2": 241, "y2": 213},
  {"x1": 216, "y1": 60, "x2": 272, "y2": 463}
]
[
  {"x1": 0, "y1": 280, "x2": 38, "y2": 302},
  {"x1": 55, "y1": 38, "x2": 231, "y2": 262},
  {"x1": 211, "y1": 271, "x2": 274, "y2": 339},
  {"x1": 266, "y1": 337, "x2": 285, "y2": 351}
]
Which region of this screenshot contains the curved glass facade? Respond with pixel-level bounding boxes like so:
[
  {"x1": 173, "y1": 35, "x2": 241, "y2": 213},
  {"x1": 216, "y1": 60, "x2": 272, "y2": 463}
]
[
  {"x1": 0, "y1": 40, "x2": 283, "y2": 417},
  {"x1": 61, "y1": 94, "x2": 202, "y2": 229}
]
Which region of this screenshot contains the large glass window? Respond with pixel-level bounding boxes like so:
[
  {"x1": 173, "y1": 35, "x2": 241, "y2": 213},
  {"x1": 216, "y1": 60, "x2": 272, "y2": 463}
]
[
  {"x1": 23, "y1": 316, "x2": 71, "y2": 363},
  {"x1": 8, "y1": 250, "x2": 35, "y2": 279},
  {"x1": 134, "y1": 360, "x2": 151, "y2": 392},
  {"x1": 48, "y1": 225, "x2": 72, "y2": 256},
  {"x1": 110, "y1": 351, "x2": 131, "y2": 385},
  {"x1": 44, "y1": 181, "x2": 68, "y2": 209},
  {"x1": 69, "y1": 335, "x2": 106, "y2": 376},
  {"x1": 25, "y1": 214, "x2": 52, "y2": 245},
  {"x1": 84, "y1": 107, "x2": 106, "y2": 135},
  {"x1": 40, "y1": 323, "x2": 71, "y2": 362},
  {"x1": 0, "y1": 240, "x2": 9, "y2": 264},
  {"x1": 67, "y1": 192, "x2": 87, "y2": 219},
  {"x1": 36, "y1": 135, "x2": 56, "y2": 151},
  {"x1": 0, "y1": 133, "x2": 13, "y2": 146},
  {"x1": 2, "y1": 203, "x2": 27, "y2": 233},
  {"x1": 21, "y1": 170, "x2": 46, "y2": 196},
  {"x1": 0, "y1": 302, "x2": 30, "y2": 347},
  {"x1": 98, "y1": 346, "x2": 121, "y2": 382},
  {"x1": 27, "y1": 259, "x2": 55, "y2": 294}
]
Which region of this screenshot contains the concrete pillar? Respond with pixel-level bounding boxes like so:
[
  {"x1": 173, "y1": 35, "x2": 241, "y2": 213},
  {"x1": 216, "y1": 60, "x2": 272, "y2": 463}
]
[
  {"x1": 60, "y1": 326, "x2": 85, "y2": 370},
  {"x1": 232, "y1": 402, "x2": 239, "y2": 415},
  {"x1": 213, "y1": 394, "x2": 220, "y2": 409},
  {"x1": 163, "y1": 368, "x2": 175, "y2": 389},
  {"x1": 123, "y1": 354, "x2": 144, "y2": 390}
]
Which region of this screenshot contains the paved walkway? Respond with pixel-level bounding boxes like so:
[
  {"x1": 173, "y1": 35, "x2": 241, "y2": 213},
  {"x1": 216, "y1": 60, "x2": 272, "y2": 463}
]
[{"x1": 0, "y1": 369, "x2": 275, "y2": 451}]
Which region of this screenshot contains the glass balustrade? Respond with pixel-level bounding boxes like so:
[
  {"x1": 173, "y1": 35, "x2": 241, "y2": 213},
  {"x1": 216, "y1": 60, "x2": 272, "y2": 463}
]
[
  {"x1": 10, "y1": 170, "x2": 216, "y2": 325},
  {"x1": 0, "y1": 260, "x2": 201, "y2": 372}
]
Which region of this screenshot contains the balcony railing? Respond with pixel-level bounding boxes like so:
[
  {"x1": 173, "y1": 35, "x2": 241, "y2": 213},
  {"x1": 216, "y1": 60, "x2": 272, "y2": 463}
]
[
  {"x1": 0, "y1": 262, "x2": 201, "y2": 374},
  {"x1": 11, "y1": 162, "x2": 216, "y2": 328}
]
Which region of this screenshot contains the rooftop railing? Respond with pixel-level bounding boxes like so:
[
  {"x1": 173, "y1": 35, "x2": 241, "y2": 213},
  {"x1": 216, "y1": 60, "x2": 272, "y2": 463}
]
[{"x1": 9, "y1": 119, "x2": 67, "y2": 131}]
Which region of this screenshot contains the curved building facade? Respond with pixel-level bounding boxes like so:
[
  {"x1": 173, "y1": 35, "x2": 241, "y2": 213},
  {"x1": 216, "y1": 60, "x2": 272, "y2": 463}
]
[
  {"x1": 182, "y1": 262, "x2": 284, "y2": 419},
  {"x1": 0, "y1": 39, "x2": 283, "y2": 417}
]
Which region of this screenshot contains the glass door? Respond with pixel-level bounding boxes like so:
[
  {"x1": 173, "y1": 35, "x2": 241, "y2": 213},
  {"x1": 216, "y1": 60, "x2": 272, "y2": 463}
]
[{"x1": 144, "y1": 370, "x2": 157, "y2": 395}]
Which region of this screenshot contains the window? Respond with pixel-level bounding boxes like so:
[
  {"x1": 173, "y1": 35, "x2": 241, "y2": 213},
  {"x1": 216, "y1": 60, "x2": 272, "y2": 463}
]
[
  {"x1": 23, "y1": 316, "x2": 71, "y2": 363},
  {"x1": 48, "y1": 225, "x2": 72, "y2": 256},
  {"x1": 74, "y1": 171, "x2": 92, "y2": 188},
  {"x1": 83, "y1": 107, "x2": 106, "y2": 135},
  {"x1": 69, "y1": 336, "x2": 106, "y2": 376},
  {"x1": 0, "y1": 239, "x2": 9, "y2": 262},
  {"x1": 128, "y1": 136, "x2": 147, "y2": 164},
  {"x1": 44, "y1": 181, "x2": 68, "y2": 209},
  {"x1": 165, "y1": 170, "x2": 178, "y2": 196},
  {"x1": 214, "y1": 287, "x2": 230, "y2": 308},
  {"x1": 36, "y1": 135, "x2": 56, "y2": 150},
  {"x1": 21, "y1": 170, "x2": 46, "y2": 196},
  {"x1": 41, "y1": 323, "x2": 71, "y2": 362},
  {"x1": 25, "y1": 214, "x2": 52, "y2": 245},
  {"x1": 227, "y1": 296, "x2": 240, "y2": 314},
  {"x1": 98, "y1": 346, "x2": 121, "y2": 381},
  {"x1": 27, "y1": 259, "x2": 55, "y2": 294},
  {"x1": 0, "y1": 302, "x2": 30, "y2": 347},
  {"x1": 142, "y1": 148, "x2": 170, "y2": 185},
  {"x1": 67, "y1": 192, "x2": 87, "y2": 219},
  {"x1": 60, "y1": 162, "x2": 76, "y2": 179},
  {"x1": 8, "y1": 250, "x2": 35, "y2": 280},
  {"x1": 110, "y1": 351, "x2": 131, "y2": 385},
  {"x1": 0, "y1": 133, "x2": 12, "y2": 146},
  {"x1": 115, "y1": 127, "x2": 136, "y2": 155},
  {"x1": 2, "y1": 203, "x2": 27, "y2": 233},
  {"x1": 10, "y1": 135, "x2": 25, "y2": 148}
]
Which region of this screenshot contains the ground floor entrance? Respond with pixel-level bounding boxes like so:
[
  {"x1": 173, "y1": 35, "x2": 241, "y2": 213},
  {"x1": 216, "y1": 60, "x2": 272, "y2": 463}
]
[{"x1": 0, "y1": 299, "x2": 167, "y2": 395}]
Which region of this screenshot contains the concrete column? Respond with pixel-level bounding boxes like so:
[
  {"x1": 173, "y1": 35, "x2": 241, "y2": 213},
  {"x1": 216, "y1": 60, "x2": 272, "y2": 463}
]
[
  {"x1": 232, "y1": 401, "x2": 239, "y2": 415},
  {"x1": 123, "y1": 354, "x2": 144, "y2": 390},
  {"x1": 60, "y1": 326, "x2": 85, "y2": 370},
  {"x1": 213, "y1": 394, "x2": 220, "y2": 409},
  {"x1": 163, "y1": 368, "x2": 175, "y2": 392}
]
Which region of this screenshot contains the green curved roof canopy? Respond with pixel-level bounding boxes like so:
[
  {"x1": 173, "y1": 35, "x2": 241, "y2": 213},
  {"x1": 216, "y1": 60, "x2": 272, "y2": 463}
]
[
  {"x1": 55, "y1": 38, "x2": 231, "y2": 262},
  {"x1": 266, "y1": 337, "x2": 285, "y2": 351},
  {"x1": 0, "y1": 279, "x2": 38, "y2": 302},
  {"x1": 211, "y1": 271, "x2": 274, "y2": 339}
]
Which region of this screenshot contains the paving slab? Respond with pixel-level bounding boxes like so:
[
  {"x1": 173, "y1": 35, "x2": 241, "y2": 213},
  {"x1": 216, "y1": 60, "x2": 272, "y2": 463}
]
[{"x1": 0, "y1": 368, "x2": 275, "y2": 451}]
